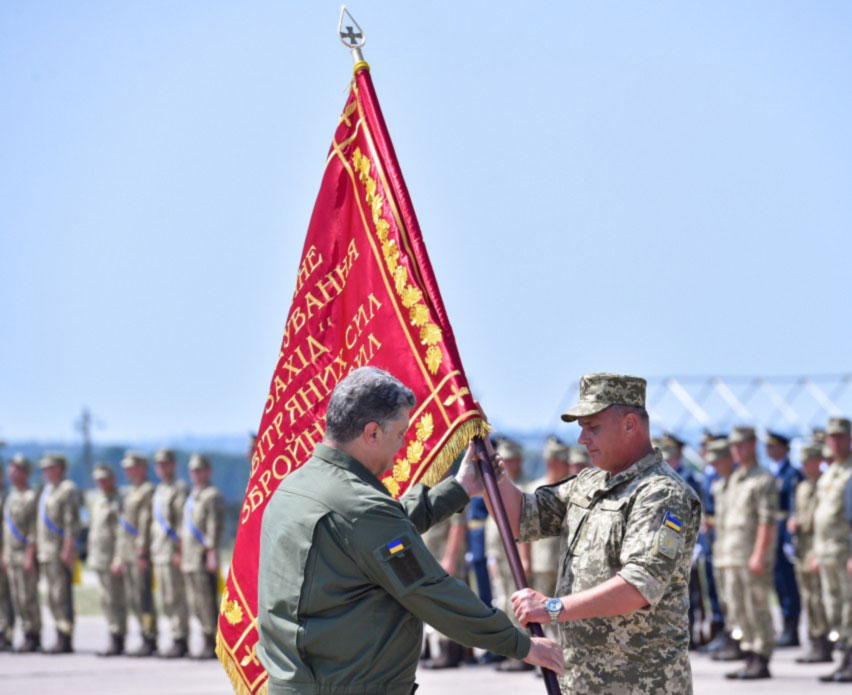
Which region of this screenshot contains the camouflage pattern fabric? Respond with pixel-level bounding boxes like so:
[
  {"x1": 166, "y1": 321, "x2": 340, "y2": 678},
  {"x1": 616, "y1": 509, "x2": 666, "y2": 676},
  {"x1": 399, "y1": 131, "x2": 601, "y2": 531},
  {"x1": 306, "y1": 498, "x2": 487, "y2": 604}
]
[
  {"x1": 715, "y1": 465, "x2": 778, "y2": 567},
  {"x1": 813, "y1": 458, "x2": 852, "y2": 561},
  {"x1": 793, "y1": 478, "x2": 828, "y2": 638},
  {"x1": 723, "y1": 566, "x2": 775, "y2": 658},
  {"x1": 561, "y1": 373, "x2": 646, "y2": 422},
  {"x1": 819, "y1": 559, "x2": 852, "y2": 648},
  {"x1": 519, "y1": 450, "x2": 700, "y2": 694}
]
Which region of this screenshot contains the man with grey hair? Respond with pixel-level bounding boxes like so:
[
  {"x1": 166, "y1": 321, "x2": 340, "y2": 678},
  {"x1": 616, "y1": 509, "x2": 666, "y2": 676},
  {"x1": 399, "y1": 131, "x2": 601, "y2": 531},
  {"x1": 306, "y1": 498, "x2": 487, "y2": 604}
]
[
  {"x1": 467, "y1": 373, "x2": 701, "y2": 694},
  {"x1": 257, "y1": 366, "x2": 563, "y2": 695}
]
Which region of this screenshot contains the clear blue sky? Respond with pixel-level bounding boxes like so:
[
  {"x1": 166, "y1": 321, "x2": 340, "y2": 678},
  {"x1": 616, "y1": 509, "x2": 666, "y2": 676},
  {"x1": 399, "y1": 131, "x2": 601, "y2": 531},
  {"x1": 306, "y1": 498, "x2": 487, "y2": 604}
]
[{"x1": 2, "y1": 2, "x2": 851, "y2": 442}]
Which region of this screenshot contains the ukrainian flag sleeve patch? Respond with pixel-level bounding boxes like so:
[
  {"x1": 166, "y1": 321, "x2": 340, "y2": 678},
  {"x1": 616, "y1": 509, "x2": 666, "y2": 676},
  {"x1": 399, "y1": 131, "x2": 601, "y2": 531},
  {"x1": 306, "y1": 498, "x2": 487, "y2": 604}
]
[{"x1": 656, "y1": 511, "x2": 684, "y2": 560}]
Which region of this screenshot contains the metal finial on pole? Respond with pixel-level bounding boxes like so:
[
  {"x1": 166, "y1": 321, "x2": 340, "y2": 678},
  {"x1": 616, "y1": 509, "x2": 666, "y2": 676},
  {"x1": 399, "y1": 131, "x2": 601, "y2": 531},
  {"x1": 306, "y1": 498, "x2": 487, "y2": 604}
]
[{"x1": 338, "y1": 6, "x2": 368, "y2": 73}]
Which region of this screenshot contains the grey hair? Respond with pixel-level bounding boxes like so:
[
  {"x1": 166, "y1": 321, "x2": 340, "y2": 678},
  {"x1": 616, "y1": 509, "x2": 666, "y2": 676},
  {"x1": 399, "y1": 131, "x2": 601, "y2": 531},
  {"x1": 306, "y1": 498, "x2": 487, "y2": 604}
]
[
  {"x1": 610, "y1": 404, "x2": 650, "y2": 424},
  {"x1": 325, "y1": 367, "x2": 416, "y2": 444}
]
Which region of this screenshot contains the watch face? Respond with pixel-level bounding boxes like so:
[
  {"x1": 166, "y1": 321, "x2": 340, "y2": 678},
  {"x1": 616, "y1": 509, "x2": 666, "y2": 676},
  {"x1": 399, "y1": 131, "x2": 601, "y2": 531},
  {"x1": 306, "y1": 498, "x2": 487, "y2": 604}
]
[{"x1": 546, "y1": 598, "x2": 561, "y2": 613}]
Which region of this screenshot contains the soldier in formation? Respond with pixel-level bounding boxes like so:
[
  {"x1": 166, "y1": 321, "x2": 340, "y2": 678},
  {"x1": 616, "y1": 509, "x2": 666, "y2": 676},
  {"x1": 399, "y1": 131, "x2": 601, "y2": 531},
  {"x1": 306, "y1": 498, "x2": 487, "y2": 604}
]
[
  {"x1": 116, "y1": 452, "x2": 157, "y2": 656},
  {"x1": 764, "y1": 431, "x2": 803, "y2": 647},
  {"x1": 181, "y1": 453, "x2": 225, "y2": 660},
  {"x1": 0, "y1": 460, "x2": 13, "y2": 650},
  {"x1": 37, "y1": 453, "x2": 81, "y2": 653},
  {"x1": 2, "y1": 455, "x2": 39, "y2": 652},
  {"x1": 811, "y1": 417, "x2": 852, "y2": 682},
  {"x1": 89, "y1": 464, "x2": 125, "y2": 656},
  {"x1": 789, "y1": 444, "x2": 831, "y2": 663},
  {"x1": 151, "y1": 448, "x2": 189, "y2": 658}
]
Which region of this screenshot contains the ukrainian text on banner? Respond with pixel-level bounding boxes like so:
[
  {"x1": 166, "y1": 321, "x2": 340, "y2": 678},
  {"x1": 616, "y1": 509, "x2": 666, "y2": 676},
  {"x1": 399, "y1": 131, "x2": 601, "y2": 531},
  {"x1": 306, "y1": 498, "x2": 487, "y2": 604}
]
[{"x1": 216, "y1": 65, "x2": 486, "y2": 695}]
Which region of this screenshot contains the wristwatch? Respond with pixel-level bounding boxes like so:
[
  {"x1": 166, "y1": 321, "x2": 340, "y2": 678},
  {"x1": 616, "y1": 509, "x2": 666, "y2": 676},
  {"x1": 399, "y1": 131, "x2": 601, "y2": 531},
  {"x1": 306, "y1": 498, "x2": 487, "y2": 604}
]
[{"x1": 545, "y1": 597, "x2": 563, "y2": 623}]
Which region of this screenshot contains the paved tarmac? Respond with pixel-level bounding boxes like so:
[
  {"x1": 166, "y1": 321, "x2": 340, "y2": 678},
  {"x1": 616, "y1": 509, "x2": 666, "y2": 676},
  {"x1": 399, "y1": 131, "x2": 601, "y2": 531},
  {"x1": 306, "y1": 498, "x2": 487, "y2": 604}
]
[{"x1": 0, "y1": 615, "x2": 846, "y2": 695}]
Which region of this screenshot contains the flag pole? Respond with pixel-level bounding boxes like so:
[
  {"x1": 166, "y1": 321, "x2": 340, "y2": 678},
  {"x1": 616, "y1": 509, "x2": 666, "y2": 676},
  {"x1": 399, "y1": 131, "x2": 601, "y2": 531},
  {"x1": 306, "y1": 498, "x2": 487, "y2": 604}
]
[
  {"x1": 336, "y1": 9, "x2": 561, "y2": 694},
  {"x1": 474, "y1": 438, "x2": 562, "y2": 695}
]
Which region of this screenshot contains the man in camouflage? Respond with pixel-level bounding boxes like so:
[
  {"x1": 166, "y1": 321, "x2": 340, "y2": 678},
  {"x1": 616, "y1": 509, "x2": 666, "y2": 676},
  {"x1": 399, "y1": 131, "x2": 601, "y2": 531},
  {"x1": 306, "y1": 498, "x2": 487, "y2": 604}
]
[
  {"x1": 472, "y1": 373, "x2": 701, "y2": 694},
  {"x1": 704, "y1": 439, "x2": 744, "y2": 662},
  {"x1": 37, "y1": 452, "x2": 80, "y2": 653},
  {"x1": 788, "y1": 444, "x2": 832, "y2": 664},
  {"x1": 151, "y1": 448, "x2": 189, "y2": 658},
  {"x1": 0, "y1": 460, "x2": 13, "y2": 650},
  {"x1": 89, "y1": 464, "x2": 126, "y2": 656},
  {"x1": 2, "y1": 454, "x2": 40, "y2": 652},
  {"x1": 181, "y1": 453, "x2": 225, "y2": 659},
  {"x1": 814, "y1": 416, "x2": 852, "y2": 682},
  {"x1": 719, "y1": 426, "x2": 778, "y2": 679},
  {"x1": 116, "y1": 451, "x2": 157, "y2": 656}
]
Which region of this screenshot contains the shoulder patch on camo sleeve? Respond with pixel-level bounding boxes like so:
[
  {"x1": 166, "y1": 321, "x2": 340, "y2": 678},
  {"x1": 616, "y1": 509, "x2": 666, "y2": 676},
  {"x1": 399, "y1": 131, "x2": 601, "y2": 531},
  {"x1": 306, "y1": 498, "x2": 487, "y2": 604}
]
[{"x1": 657, "y1": 525, "x2": 682, "y2": 560}]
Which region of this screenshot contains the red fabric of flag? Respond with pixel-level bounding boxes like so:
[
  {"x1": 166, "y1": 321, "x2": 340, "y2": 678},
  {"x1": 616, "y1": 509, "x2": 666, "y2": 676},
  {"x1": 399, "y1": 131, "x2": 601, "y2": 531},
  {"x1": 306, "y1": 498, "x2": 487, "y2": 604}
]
[{"x1": 216, "y1": 65, "x2": 486, "y2": 695}]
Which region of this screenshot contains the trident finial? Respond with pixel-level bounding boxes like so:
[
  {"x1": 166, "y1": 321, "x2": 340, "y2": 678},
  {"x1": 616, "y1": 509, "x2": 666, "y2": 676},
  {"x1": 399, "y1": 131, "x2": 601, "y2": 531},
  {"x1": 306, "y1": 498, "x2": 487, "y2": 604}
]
[{"x1": 338, "y1": 6, "x2": 367, "y2": 69}]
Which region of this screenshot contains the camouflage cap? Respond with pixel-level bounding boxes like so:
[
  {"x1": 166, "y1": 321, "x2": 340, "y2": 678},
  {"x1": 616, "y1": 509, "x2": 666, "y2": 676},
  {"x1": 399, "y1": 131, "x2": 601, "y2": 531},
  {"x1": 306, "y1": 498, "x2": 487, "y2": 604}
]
[
  {"x1": 542, "y1": 436, "x2": 570, "y2": 462},
  {"x1": 661, "y1": 432, "x2": 685, "y2": 449},
  {"x1": 811, "y1": 428, "x2": 827, "y2": 444},
  {"x1": 827, "y1": 417, "x2": 852, "y2": 435},
  {"x1": 704, "y1": 439, "x2": 731, "y2": 464},
  {"x1": 120, "y1": 451, "x2": 148, "y2": 469},
  {"x1": 154, "y1": 448, "x2": 176, "y2": 464},
  {"x1": 495, "y1": 439, "x2": 523, "y2": 460},
  {"x1": 568, "y1": 446, "x2": 590, "y2": 466},
  {"x1": 764, "y1": 431, "x2": 790, "y2": 447},
  {"x1": 728, "y1": 426, "x2": 756, "y2": 444},
  {"x1": 39, "y1": 452, "x2": 67, "y2": 469},
  {"x1": 9, "y1": 453, "x2": 32, "y2": 472},
  {"x1": 188, "y1": 453, "x2": 211, "y2": 471},
  {"x1": 561, "y1": 373, "x2": 646, "y2": 422},
  {"x1": 799, "y1": 445, "x2": 824, "y2": 463},
  {"x1": 93, "y1": 464, "x2": 115, "y2": 480}
]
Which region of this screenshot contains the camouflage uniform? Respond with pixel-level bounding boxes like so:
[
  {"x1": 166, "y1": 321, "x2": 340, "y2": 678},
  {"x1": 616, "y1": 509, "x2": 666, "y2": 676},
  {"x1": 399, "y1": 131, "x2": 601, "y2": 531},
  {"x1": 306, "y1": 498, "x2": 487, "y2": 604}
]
[
  {"x1": 117, "y1": 453, "x2": 157, "y2": 646},
  {"x1": 813, "y1": 455, "x2": 852, "y2": 647},
  {"x1": 0, "y1": 481, "x2": 13, "y2": 648},
  {"x1": 709, "y1": 470, "x2": 734, "y2": 634},
  {"x1": 181, "y1": 458, "x2": 225, "y2": 645},
  {"x1": 2, "y1": 463, "x2": 40, "y2": 647},
  {"x1": 88, "y1": 471, "x2": 126, "y2": 642},
  {"x1": 716, "y1": 460, "x2": 778, "y2": 660},
  {"x1": 151, "y1": 473, "x2": 189, "y2": 647},
  {"x1": 793, "y1": 477, "x2": 829, "y2": 639},
  {"x1": 519, "y1": 449, "x2": 701, "y2": 694},
  {"x1": 37, "y1": 455, "x2": 81, "y2": 647}
]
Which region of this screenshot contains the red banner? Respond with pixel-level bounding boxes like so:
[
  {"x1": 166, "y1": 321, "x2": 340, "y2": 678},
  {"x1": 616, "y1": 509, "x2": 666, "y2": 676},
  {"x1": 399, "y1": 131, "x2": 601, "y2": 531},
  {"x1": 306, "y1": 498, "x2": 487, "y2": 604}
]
[{"x1": 216, "y1": 64, "x2": 487, "y2": 695}]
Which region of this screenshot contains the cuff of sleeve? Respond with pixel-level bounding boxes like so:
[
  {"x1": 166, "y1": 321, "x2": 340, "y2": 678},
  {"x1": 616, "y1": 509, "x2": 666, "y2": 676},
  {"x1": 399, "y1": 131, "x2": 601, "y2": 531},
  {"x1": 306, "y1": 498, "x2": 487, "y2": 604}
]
[
  {"x1": 513, "y1": 629, "x2": 532, "y2": 660},
  {"x1": 517, "y1": 493, "x2": 541, "y2": 543},
  {"x1": 433, "y1": 478, "x2": 470, "y2": 513},
  {"x1": 617, "y1": 562, "x2": 666, "y2": 607}
]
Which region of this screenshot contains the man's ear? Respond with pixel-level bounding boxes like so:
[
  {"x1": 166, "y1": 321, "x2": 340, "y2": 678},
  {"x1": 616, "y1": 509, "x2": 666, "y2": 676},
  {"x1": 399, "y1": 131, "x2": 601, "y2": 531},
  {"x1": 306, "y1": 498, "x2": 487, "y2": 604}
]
[{"x1": 363, "y1": 421, "x2": 380, "y2": 445}]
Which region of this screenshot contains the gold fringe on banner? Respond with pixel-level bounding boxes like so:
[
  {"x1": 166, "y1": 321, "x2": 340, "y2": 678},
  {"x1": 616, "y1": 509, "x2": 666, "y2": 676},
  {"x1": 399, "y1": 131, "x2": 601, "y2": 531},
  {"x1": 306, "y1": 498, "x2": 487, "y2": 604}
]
[
  {"x1": 216, "y1": 630, "x2": 268, "y2": 695},
  {"x1": 418, "y1": 417, "x2": 490, "y2": 489}
]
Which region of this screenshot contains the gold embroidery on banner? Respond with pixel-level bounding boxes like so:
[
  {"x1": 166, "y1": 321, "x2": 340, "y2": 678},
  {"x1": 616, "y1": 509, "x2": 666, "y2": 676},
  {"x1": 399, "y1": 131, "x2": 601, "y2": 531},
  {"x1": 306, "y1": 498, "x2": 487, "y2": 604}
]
[
  {"x1": 351, "y1": 145, "x2": 444, "y2": 375},
  {"x1": 339, "y1": 101, "x2": 357, "y2": 127},
  {"x1": 221, "y1": 589, "x2": 244, "y2": 626},
  {"x1": 443, "y1": 385, "x2": 471, "y2": 407},
  {"x1": 416, "y1": 412, "x2": 434, "y2": 442},
  {"x1": 240, "y1": 643, "x2": 260, "y2": 668}
]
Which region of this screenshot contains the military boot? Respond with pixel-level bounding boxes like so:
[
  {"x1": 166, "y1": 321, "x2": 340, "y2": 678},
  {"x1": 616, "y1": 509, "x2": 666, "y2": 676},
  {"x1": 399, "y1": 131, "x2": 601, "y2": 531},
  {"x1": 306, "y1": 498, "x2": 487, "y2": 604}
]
[
  {"x1": 162, "y1": 637, "x2": 188, "y2": 659},
  {"x1": 819, "y1": 647, "x2": 852, "y2": 682},
  {"x1": 129, "y1": 636, "x2": 158, "y2": 657},
  {"x1": 711, "y1": 635, "x2": 746, "y2": 661},
  {"x1": 776, "y1": 617, "x2": 800, "y2": 648},
  {"x1": 45, "y1": 631, "x2": 73, "y2": 654},
  {"x1": 97, "y1": 633, "x2": 124, "y2": 657},
  {"x1": 194, "y1": 634, "x2": 217, "y2": 660},
  {"x1": 16, "y1": 633, "x2": 40, "y2": 653},
  {"x1": 422, "y1": 639, "x2": 463, "y2": 669},
  {"x1": 725, "y1": 653, "x2": 771, "y2": 679},
  {"x1": 0, "y1": 633, "x2": 11, "y2": 652},
  {"x1": 699, "y1": 627, "x2": 730, "y2": 655},
  {"x1": 795, "y1": 635, "x2": 833, "y2": 664}
]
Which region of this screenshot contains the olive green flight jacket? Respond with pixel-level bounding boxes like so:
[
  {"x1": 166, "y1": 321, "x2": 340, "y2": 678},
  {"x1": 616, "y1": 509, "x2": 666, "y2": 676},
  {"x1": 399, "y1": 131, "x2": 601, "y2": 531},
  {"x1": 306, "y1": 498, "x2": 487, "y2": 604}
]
[{"x1": 257, "y1": 443, "x2": 530, "y2": 695}]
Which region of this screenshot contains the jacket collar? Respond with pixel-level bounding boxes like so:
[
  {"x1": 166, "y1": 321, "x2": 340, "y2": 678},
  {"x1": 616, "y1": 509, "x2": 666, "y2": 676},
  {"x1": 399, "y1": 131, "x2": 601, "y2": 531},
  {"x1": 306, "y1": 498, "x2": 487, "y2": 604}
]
[{"x1": 313, "y1": 442, "x2": 390, "y2": 496}]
